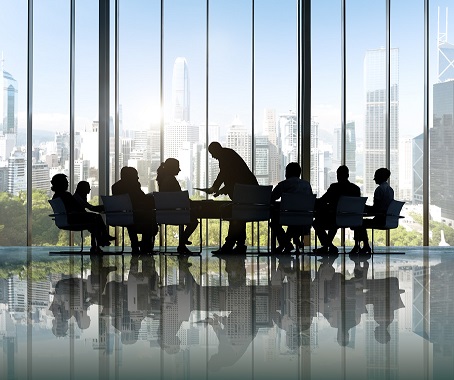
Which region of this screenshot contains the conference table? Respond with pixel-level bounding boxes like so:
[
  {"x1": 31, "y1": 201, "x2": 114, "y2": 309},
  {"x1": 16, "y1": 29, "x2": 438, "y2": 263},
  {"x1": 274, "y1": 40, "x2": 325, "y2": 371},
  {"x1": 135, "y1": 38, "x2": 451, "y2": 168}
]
[{"x1": 190, "y1": 199, "x2": 232, "y2": 219}]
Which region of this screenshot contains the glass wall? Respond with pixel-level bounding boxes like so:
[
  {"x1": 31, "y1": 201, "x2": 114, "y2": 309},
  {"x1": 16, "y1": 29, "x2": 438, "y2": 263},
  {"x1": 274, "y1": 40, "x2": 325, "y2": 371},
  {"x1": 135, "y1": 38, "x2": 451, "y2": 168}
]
[
  {"x1": 0, "y1": 1, "x2": 27, "y2": 245},
  {"x1": 1, "y1": 0, "x2": 452, "y2": 247}
]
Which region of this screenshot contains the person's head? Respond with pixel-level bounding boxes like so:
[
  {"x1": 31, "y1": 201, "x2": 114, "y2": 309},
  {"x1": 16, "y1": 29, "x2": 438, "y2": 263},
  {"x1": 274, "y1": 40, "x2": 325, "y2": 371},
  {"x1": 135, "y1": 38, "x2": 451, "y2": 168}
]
[
  {"x1": 208, "y1": 141, "x2": 223, "y2": 159},
  {"x1": 285, "y1": 162, "x2": 302, "y2": 179},
  {"x1": 164, "y1": 158, "x2": 180, "y2": 175},
  {"x1": 373, "y1": 167, "x2": 391, "y2": 185},
  {"x1": 75, "y1": 180, "x2": 91, "y2": 195},
  {"x1": 51, "y1": 173, "x2": 69, "y2": 193},
  {"x1": 374, "y1": 325, "x2": 391, "y2": 344},
  {"x1": 120, "y1": 166, "x2": 139, "y2": 181},
  {"x1": 337, "y1": 329, "x2": 350, "y2": 346},
  {"x1": 336, "y1": 165, "x2": 350, "y2": 182}
]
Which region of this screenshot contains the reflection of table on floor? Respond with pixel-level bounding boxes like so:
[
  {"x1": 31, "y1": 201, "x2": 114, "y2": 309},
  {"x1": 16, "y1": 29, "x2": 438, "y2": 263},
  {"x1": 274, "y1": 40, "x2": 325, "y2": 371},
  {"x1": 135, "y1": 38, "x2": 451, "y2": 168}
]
[{"x1": 191, "y1": 200, "x2": 232, "y2": 219}]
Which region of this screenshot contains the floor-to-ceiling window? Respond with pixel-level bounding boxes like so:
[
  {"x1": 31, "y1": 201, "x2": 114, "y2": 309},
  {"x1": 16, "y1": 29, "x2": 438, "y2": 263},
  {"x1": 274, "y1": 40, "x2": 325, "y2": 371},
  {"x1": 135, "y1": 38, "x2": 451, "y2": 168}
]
[{"x1": 2, "y1": 0, "x2": 454, "y2": 248}]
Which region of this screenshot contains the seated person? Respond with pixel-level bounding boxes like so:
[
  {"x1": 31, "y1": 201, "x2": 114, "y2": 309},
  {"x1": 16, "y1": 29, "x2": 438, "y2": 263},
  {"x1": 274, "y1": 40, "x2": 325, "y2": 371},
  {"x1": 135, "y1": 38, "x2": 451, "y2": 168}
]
[
  {"x1": 270, "y1": 162, "x2": 313, "y2": 253},
  {"x1": 73, "y1": 180, "x2": 114, "y2": 241},
  {"x1": 312, "y1": 165, "x2": 361, "y2": 254},
  {"x1": 51, "y1": 174, "x2": 110, "y2": 253},
  {"x1": 74, "y1": 181, "x2": 104, "y2": 212},
  {"x1": 351, "y1": 168, "x2": 394, "y2": 254},
  {"x1": 112, "y1": 167, "x2": 158, "y2": 253},
  {"x1": 156, "y1": 158, "x2": 198, "y2": 254}
]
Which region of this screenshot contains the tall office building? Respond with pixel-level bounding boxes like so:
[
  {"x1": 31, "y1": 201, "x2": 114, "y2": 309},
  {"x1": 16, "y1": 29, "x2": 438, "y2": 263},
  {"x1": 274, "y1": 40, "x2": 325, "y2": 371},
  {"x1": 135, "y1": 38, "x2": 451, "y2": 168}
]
[
  {"x1": 227, "y1": 116, "x2": 251, "y2": 168},
  {"x1": 412, "y1": 133, "x2": 423, "y2": 204},
  {"x1": 431, "y1": 12, "x2": 454, "y2": 221},
  {"x1": 0, "y1": 62, "x2": 18, "y2": 161},
  {"x1": 279, "y1": 112, "x2": 298, "y2": 170},
  {"x1": 264, "y1": 108, "x2": 281, "y2": 184},
  {"x1": 310, "y1": 118, "x2": 320, "y2": 195},
  {"x1": 7, "y1": 149, "x2": 26, "y2": 195},
  {"x1": 333, "y1": 121, "x2": 357, "y2": 181},
  {"x1": 430, "y1": 80, "x2": 454, "y2": 220},
  {"x1": 255, "y1": 136, "x2": 269, "y2": 185},
  {"x1": 364, "y1": 48, "x2": 399, "y2": 197},
  {"x1": 438, "y1": 8, "x2": 454, "y2": 82},
  {"x1": 399, "y1": 136, "x2": 412, "y2": 201},
  {"x1": 172, "y1": 57, "x2": 190, "y2": 123}
]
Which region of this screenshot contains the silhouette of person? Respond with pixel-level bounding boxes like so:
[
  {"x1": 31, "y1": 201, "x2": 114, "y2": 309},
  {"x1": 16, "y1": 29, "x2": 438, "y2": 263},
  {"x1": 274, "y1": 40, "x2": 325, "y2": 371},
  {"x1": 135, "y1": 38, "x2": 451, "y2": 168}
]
[
  {"x1": 73, "y1": 180, "x2": 115, "y2": 242},
  {"x1": 49, "y1": 255, "x2": 116, "y2": 337},
  {"x1": 352, "y1": 167, "x2": 394, "y2": 254},
  {"x1": 111, "y1": 166, "x2": 158, "y2": 253},
  {"x1": 51, "y1": 173, "x2": 111, "y2": 253},
  {"x1": 270, "y1": 162, "x2": 313, "y2": 253},
  {"x1": 207, "y1": 141, "x2": 258, "y2": 254},
  {"x1": 366, "y1": 276, "x2": 404, "y2": 344},
  {"x1": 156, "y1": 158, "x2": 199, "y2": 254},
  {"x1": 73, "y1": 180, "x2": 104, "y2": 212},
  {"x1": 312, "y1": 165, "x2": 360, "y2": 254}
]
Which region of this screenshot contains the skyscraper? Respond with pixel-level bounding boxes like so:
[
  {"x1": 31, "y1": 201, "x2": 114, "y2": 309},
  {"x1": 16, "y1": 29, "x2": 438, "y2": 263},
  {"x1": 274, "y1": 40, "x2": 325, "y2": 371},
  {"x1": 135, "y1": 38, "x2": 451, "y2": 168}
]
[
  {"x1": 438, "y1": 8, "x2": 454, "y2": 82},
  {"x1": 0, "y1": 61, "x2": 18, "y2": 161},
  {"x1": 430, "y1": 80, "x2": 454, "y2": 220},
  {"x1": 430, "y1": 11, "x2": 454, "y2": 221},
  {"x1": 333, "y1": 121, "x2": 357, "y2": 181},
  {"x1": 227, "y1": 116, "x2": 251, "y2": 167},
  {"x1": 364, "y1": 48, "x2": 399, "y2": 197},
  {"x1": 171, "y1": 57, "x2": 190, "y2": 123}
]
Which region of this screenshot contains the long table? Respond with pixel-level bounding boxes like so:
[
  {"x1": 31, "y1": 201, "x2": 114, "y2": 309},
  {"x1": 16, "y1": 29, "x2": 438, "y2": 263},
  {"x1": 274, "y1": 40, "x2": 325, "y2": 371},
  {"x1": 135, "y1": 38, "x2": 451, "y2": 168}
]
[{"x1": 190, "y1": 199, "x2": 232, "y2": 219}]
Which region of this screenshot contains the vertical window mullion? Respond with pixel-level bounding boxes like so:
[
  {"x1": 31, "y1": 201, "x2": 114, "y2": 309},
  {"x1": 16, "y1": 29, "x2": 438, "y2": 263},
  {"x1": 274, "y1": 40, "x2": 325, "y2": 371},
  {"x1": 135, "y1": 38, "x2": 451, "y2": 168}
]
[{"x1": 26, "y1": 0, "x2": 33, "y2": 246}]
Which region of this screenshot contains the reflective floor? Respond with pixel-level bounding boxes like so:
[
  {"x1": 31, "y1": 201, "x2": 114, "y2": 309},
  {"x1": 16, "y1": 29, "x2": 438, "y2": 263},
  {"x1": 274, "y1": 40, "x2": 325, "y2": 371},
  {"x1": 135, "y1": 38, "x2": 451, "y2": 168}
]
[{"x1": 0, "y1": 246, "x2": 451, "y2": 379}]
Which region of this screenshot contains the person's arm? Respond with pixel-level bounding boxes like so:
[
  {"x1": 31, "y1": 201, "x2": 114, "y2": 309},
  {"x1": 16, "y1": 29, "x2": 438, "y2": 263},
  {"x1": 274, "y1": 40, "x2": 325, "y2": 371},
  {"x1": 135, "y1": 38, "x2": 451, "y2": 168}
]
[
  {"x1": 207, "y1": 171, "x2": 224, "y2": 195},
  {"x1": 271, "y1": 183, "x2": 282, "y2": 203}
]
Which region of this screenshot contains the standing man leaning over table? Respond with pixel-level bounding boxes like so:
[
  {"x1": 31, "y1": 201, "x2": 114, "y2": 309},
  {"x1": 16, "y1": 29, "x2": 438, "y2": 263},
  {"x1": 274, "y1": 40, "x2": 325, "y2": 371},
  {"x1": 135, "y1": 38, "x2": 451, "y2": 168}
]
[{"x1": 206, "y1": 141, "x2": 259, "y2": 254}]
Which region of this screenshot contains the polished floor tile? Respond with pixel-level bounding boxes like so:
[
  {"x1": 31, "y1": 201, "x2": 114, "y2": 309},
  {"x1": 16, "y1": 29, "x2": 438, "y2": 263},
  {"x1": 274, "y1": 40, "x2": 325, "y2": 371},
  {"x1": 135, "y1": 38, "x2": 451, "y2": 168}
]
[{"x1": 0, "y1": 247, "x2": 451, "y2": 379}]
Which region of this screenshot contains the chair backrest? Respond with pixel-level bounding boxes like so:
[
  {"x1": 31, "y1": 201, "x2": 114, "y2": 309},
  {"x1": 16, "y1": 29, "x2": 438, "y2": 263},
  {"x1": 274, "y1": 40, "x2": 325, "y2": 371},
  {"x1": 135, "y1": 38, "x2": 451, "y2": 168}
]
[
  {"x1": 279, "y1": 193, "x2": 316, "y2": 226},
  {"x1": 231, "y1": 184, "x2": 272, "y2": 221},
  {"x1": 153, "y1": 191, "x2": 190, "y2": 225},
  {"x1": 384, "y1": 200, "x2": 405, "y2": 229},
  {"x1": 101, "y1": 194, "x2": 134, "y2": 227},
  {"x1": 49, "y1": 198, "x2": 71, "y2": 229},
  {"x1": 336, "y1": 196, "x2": 368, "y2": 228}
]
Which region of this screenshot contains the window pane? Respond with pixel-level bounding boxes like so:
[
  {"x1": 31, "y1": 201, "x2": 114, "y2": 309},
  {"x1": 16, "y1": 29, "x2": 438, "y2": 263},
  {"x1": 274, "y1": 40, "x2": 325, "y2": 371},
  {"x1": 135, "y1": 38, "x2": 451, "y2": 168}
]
[
  {"x1": 209, "y1": 0, "x2": 252, "y2": 173},
  {"x1": 119, "y1": 0, "x2": 161, "y2": 193},
  {"x1": 74, "y1": 0, "x2": 99, "y2": 197},
  {"x1": 254, "y1": 0, "x2": 297, "y2": 186},
  {"x1": 311, "y1": 0, "x2": 341, "y2": 196},
  {"x1": 390, "y1": 0, "x2": 424, "y2": 247},
  {"x1": 0, "y1": 1, "x2": 27, "y2": 245},
  {"x1": 429, "y1": 1, "x2": 454, "y2": 246},
  {"x1": 32, "y1": 1, "x2": 70, "y2": 246}
]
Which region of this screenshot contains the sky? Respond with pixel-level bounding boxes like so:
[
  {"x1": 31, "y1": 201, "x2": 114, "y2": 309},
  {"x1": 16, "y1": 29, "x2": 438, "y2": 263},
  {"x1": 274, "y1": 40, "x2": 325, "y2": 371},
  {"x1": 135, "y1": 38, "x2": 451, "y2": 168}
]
[{"x1": 0, "y1": 0, "x2": 452, "y2": 143}]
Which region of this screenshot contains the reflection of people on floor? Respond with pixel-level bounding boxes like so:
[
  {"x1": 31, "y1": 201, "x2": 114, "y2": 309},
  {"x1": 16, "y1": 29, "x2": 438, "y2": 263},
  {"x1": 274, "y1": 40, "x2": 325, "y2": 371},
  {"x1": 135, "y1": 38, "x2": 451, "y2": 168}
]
[
  {"x1": 157, "y1": 256, "x2": 199, "y2": 354},
  {"x1": 352, "y1": 167, "x2": 394, "y2": 254},
  {"x1": 102, "y1": 255, "x2": 159, "y2": 345},
  {"x1": 207, "y1": 141, "x2": 258, "y2": 254},
  {"x1": 49, "y1": 255, "x2": 116, "y2": 337},
  {"x1": 270, "y1": 162, "x2": 313, "y2": 253},
  {"x1": 111, "y1": 166, "x2": 158, "y2": 253},
  {"x1": 366, "y1": 276, "x2": 404, "y2": 344},
  {"x1": 49, "y1": 277, "x2": 90, "y2": 337},
  {"x1": 271, "y1": 256, "x2": 313, "y2": 350},
  {"x1": 156, "y1": 158, "x2": 199, "y2": 254},
  {"x1": 312, "y1": 165, "x2": 361, "y2": 254},
  {"x1": 51, "y1": 173, "x2": 111, "y2": 253},
  {"x1": 205, "y1": 255, "x2": 261, "y2": 370}
]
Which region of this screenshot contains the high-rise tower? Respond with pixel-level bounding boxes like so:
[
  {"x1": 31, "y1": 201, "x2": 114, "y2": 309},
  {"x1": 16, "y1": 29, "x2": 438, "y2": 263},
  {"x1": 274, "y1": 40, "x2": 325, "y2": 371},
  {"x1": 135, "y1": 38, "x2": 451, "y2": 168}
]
[
  {"x1": 430, "y1": 9, "x2": 454, "y2": 221},
  {"x1": 0, "y1": 58, "x2": 18, "y2": 161},
  {"x1": 171, "y1": 57, "x2": 190, "y2": 123},
  {"x1": 364, "y1": 48, "x2": 399, "y2": 197}
]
